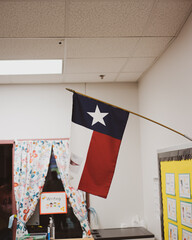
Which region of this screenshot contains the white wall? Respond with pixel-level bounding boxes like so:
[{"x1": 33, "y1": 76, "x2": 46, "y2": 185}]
[
  {"x1": 0, "y1": 82, "x2": 143, "y2": 229},
  {"x1": 138, "y1": 13, "x2": 192, "y2": 240},
  {"x1": 0, "y1": 83, "x2": 83, "y2": 140}
]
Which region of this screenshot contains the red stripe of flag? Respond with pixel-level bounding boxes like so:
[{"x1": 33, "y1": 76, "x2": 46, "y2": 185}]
[{"x1": 78, "y1": 131, "x2": 121, "y2": 198}]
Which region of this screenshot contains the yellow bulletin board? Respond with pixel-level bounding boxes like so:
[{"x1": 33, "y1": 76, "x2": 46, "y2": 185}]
[{"x1": 159, "y1": 148, "x2": 192, "y2": 240}]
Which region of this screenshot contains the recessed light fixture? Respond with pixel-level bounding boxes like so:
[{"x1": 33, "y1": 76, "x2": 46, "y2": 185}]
[{"x1": 0, "y1": 59, "x2": 63, "y2": 75}]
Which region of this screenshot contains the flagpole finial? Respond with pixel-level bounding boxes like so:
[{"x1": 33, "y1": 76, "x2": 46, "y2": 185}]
[{"x1": 66, "y1": 88, "x2": 76, "y2": 93}]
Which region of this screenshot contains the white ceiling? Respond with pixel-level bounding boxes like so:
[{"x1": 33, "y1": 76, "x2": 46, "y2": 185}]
[{"x1": 0, "y1": 0, "x2": 192, "y2": 84}]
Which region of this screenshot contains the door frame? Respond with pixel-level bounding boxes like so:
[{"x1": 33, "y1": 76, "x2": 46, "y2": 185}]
[{"x1": 0, "y1": 140, "x2": 16, "y2": 240}]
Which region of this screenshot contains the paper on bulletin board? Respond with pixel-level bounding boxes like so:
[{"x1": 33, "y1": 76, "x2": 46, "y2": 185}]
[
  {"x1": 40, "y1": 192, "x2": 67, "y2": 215},
  {"x1": 179, "y1": 174, "x2": 191, "y2": 199},
  {"x1": 168, "y1": 223, "x2": 178, "y2": 240},
  {"x1": 182, "y1": 229, "x2": 192, "y2": 240},
  {"x1": 180, "y1": 201, "x2": 192, "y2": 228},
  {"x1": 167, "y1": 198, "x2": 177, "y2": 222},
  {"x1": 166, "y1": 173, "x2": 175, "y2": 196}
]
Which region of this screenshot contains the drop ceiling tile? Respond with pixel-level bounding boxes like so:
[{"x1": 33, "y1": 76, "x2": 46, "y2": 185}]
[
  {"x1": 133, "y1": 37, "x2": 173, "y2": 57},
  {"x1": 64, "y1": 73, "x2": 117, "y2": 82},
  {"x1": 0, "y1": 39, "x2": 65, "y2": 60},
  {"x1": 0, "y1": 0, "x2": 66, "y2": 38},
  {"x1": 143, "y1": 0, "x2": 192, "y2": 36},
  {"x1": 67, "y1": 38, "x2": 139, "y2": 58},
  {"x1": 66, "y1": 0, "x2": 155, "y2": 37},
  {"x1": 116, "y1": 72, "x2": 142, "y2": 82},
  {"x1": 65, "y1": 58, "x2": 127, "y2": 73},
  {"x1": 122, "y1": 57, "x2": 156, "y2": 72}
]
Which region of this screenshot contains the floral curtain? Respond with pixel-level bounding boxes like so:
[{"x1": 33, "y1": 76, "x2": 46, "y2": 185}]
[
  {"x1": 52, "y1": 140, "x2": 92, "y2": 238},
  {"x1": 14, "y1": 140, "x2": 52, "y2": 239}
]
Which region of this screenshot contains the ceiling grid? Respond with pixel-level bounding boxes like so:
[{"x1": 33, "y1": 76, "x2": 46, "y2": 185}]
[{"x1": 0, "y1": 0, "x2": 192, "y2": 84}]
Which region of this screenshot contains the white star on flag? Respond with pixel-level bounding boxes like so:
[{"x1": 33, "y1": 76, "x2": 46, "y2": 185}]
[{"x1": 87, "y1": 105, "x2": 109, "y2": 126}]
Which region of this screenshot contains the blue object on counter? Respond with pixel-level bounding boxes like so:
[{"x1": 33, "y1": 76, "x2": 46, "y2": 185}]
[{"x1": 47, "y1": 226, "x2": 50, "y2": 240}]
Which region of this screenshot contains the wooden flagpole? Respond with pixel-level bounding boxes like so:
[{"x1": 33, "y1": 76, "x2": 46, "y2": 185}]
[{"x1": 66, "y1": 88, "x2": 192, "y2": 141}]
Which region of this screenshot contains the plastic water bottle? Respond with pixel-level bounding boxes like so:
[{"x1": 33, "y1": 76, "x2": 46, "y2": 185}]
[{"x1": 48, "y1": 217, "x2": 55, "y2": 240}]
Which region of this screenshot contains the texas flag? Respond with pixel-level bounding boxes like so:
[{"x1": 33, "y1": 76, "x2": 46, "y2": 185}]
[{"x1": 69, "y1": 92, "x2": 129, "y2": 198}]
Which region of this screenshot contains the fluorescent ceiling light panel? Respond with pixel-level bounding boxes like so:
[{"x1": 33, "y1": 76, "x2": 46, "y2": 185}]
[{"x1": 0, "y1": 60, "x2": 63, "y2": 75}]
